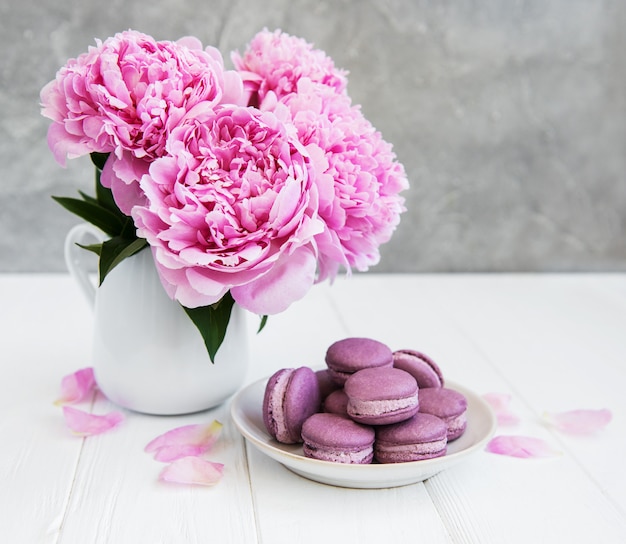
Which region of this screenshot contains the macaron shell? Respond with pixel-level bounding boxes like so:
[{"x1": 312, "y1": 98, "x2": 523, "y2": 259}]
[
  {"x1": 344, "y1": 367, "x2": 418, "y2": 401},
  {"x1": 315, "y1": 369, "x2": 341, "y2": 399},
  {"x1": 344, "y1": 367, "x2": 419, "y2": 425},
  {"x1": 283, "y1": 367, "x2": 322, "y2": 442},
  {"x1": 262, "y1": 367, "x2": 321, "y2": 444},
  {"x1": 323, "y1": 389, "x2": 349, "y2": 416},
  {"x1": 418, "y1": 387, "x2": 468, "y2": 441},
  {"x1": 262, "y1": 368, "x2": 289, "y2": 439},
  {"x1": 301, "y1": 413, "x2": 375, "y2": 464},
  {"x1": 374, "y1": 413, "x2": 448, "y2": 463},
  {"x1": 392, "y1": 349, "x2": 444, "y2": 388},
  {"x1": 325, "y1": 337, "x2": 393, "y2": 377}
]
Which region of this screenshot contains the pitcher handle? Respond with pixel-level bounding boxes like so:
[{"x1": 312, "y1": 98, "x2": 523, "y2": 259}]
[{"x1": 64, "y1": 223, "x2": 106, "y2": 309}]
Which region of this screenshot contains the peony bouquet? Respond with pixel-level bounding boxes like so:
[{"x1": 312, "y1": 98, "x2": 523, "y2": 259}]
[{"x1": 41, "y1": 29, "x2": 408, "y2": 361}]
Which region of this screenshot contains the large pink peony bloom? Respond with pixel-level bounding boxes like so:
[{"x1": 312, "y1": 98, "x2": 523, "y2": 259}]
[
  {"x1": 276, "y1": 79, "x2": 409, "y2": 281},
  {"x1": 232, "y1": 29, "x2": 347, "y2": 107},
  {"x1": 41, "y1": 30, "x2": 244, "y2": 214},
  {"x1": 132, "y1": 105, "x2": 324, "y2": 314}
]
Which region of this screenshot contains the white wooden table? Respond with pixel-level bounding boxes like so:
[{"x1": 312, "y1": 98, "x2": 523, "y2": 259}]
[{"x1": 2, "y1": 273, "x2": 626, "y2": 543}]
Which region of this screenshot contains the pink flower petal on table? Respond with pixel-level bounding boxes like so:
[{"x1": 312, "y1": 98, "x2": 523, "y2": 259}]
[
  {"x1": 482, "y1": 392, "x2": 520, "y2": 426},
  {"x1": 485, "y1": 435, "x2": 560, "y2": 459},
  {"x1": 145, "y1": 420, "x2": 223, "y2": 462},
  {"x1": 159, "y1": 457, "x2": 224, "y2": 486},
  {"x1": 62, "y1": 406, "x2": 124, "y2": 436},
  {"x1": 544, "y1": 409, "x2": 612, "y2": 435},
  {"x1": 54, "y1": 367, "x2": 96, "y2": 405}
]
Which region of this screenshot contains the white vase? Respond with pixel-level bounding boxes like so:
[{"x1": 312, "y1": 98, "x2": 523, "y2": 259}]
[{"x1": 64, "y1": 223, "x2": 250, "y2": 415}]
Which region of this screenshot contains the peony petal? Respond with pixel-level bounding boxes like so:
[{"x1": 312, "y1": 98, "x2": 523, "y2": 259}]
[
  {"x1": 482, "y1": 392, "x2": 520, "y2": 427},
  {"x1": 231, "y1": 245, "x2": 317, "y2": 314},
  {"x1": 145, "y1": 420, "x2": 223, "y2": 462},
  {"x1": 485, "y1": 435, "x2": 560, "y2": 459},
  {"x1": 159, "y1": 457, "x2": 224, "y2": 486},
  {"x1": 55, "y1": 367, "x2": 97, "y2": 405},
  {"x1": 544, "y1": 409, "x2": 612, "y2": 435},
  {"x1": 101, "y1": 155, "x2": 149, "y2": 215},
  {"x1": 62, "y1": 406, "x2": 124, "y2": 436}
]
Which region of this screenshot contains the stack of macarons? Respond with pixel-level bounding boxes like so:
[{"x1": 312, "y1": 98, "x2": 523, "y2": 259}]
[{"x1": 261, "y1": 337, "x2": 468, "y2": 465}]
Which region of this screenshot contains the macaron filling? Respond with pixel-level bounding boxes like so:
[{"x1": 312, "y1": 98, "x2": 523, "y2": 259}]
[
  {"x1": 303, "y1": 443, "x2": 374, "y2": 464},
  {"x1": 375, "y1": 436, "x2": 448, "y2": 457},
  {"x1": 444, "y1": 412, "x2": 467, "y2": 439},
  {"x1": 348, "y1": 393, "x2": 419, "y2": 417},
  {"x1": 266, "y1": 370, "x2": 293, "y2": 443},
  {"x1": 327, "y1": 368, "x2": 353, "y2": 385}
]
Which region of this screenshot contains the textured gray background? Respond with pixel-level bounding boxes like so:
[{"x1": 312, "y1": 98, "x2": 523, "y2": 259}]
[{"x1": 1, "y1": 0, "x2": 625, "y2": 273}]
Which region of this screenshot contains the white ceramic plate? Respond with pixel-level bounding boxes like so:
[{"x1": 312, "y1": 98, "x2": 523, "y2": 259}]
[{"x1": 231, "y1": 377, "x2": 497, "y2": 489}]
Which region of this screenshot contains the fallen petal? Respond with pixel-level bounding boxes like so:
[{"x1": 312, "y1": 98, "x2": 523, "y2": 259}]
[
  {"x1": 145, "y1": 420, "x2": 223, "y2": 462},
  {"x1": 62, "y1": 406, "x2": 124, "y2": 436},
  {"x1": 482, "y1": 392, "x2": 512, "y2": 411},
  {"x1": 544, "y1": 409, "x2": 612, "y2": 435},
  {"x1": 55, "y1": 367, "x2": 96, "y2": 405},
  {"x1": 485, "y1": 435, "x2": 560, "y2": 459},
  {"x1": 482, "y1": 392, "x2": 520, "y2": 427},
  {"x1": 159, "y1": 457, "x2": 224, "y2": 486}
]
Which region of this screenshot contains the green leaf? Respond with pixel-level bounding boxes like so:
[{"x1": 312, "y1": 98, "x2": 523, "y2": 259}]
[
  {"x1": 52, "y1": 196, "x2": 126, "y2": 236},
  {"x1": 183, "y1": 293, "x2": 236, "y2": 363},
  {"x1": 120, "y1": 216, "x2": 138, "y2": 240},
  {"x1": 88, "y1": 152, "x2": 122, "y2": 216},
  {"x1": 76, "y1": 242, "x2": 103, "y2": 257},
  {"x1": 90, "y1": 155, "x2": 125, "y2": 218},
  {"x1": 257, "y1": 315, "x2": 268, "y2": 334},
  {"x1": 77, "y1": 190, "x2": 99, "y2": 206},
  {"x1": 90, "y1": 152, "x2": 110, "y2": 171},
  {"x1": 95, "y1": 171, "x2": 121, "y2": 215},
  {"x1": 98, "y1": 236, "x2": 148, "y2": 285}
]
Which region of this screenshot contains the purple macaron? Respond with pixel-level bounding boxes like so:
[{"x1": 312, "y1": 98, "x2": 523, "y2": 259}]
[
  {"x1": 262, "y1": 367, "x2": 321, "y2": 444},
  {"x1": 392, "y1": 349, "x2": 444, "y2": 388},
  {"x1": 325, "y1": 337, "x2": 393, "y2": 385},
  {"x1": 418, "y1": 387, "x2": 468, "y2": 441},
  {"x1": 344, "y1": 367, "x2": 419, "y2": 425},
  {"x1": 315, "y1": 369, "x2": 341, "y2": 400},
  {"x1": 301, "y1": 413, "x2": 375, "y2": 464},
  {"x1": 375, "y1": 412, "x2": 448, "y2": 463},
  {"x1": 323, "y1": 389, "x2": 350, "y2": 417}
]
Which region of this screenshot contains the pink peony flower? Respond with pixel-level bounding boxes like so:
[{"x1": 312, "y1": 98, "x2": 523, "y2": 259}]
[
  {"x1": 132, "y1": 104, "x2": 324, "y2": 314},
  {"x1": 275, "y1": 79, "x2": 409, "y2": 280},
  {"x1": 232, "y1": 28, "x2": 348, "y2": 107},
  {"x1": 42, "y1": 29, "x2": 409, "y2": 332},
  {"x1": 41, "y1": 29, "x2": 244, "y2": 214}
]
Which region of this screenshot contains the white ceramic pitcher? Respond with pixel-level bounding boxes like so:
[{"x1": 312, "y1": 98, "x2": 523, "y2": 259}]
[{"x1": 64, "y1": 223, "x2": 250, "y2": 415}]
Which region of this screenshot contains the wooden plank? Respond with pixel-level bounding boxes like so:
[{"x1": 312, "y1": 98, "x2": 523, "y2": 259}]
[
  {"x1": 425, "y1": 274, "x2": 626, "y2": 508},
  {"x1": 0, "y1": 275, "x2": 92, "y2": 542},
  {"x1": 247, "y1": 444, "x2": 451, "y2": 544},
  {"x1": 56, "y1": 395, "x2": 258, "y2": 543}
]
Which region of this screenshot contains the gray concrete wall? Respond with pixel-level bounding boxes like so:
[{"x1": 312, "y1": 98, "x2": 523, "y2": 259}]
[{"x1": 1, "y1": 0, "x2": 625, "y2": 273}]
